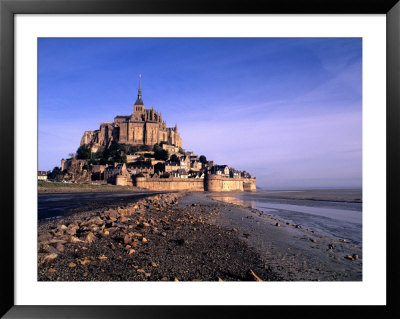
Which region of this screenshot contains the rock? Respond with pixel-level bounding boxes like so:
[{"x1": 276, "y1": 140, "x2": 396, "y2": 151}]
[
  {"x1": 142, "y1": 237, "x2": 148, "y2": 243},
  {"x1": 40, "y1": 244, "x2": 60, "y2": 255},
  {"x1": 68, "y1": 262, "x2": 76, "y2": 268},
  {"x1": 248, "y1": 269, "x2": 263, "y2": 282},
  {"x1": 145, "y1": 273, "x2": 151, "y2": 277},
  {"x1": 98, "y1": 254, "x2": 107, "y2": 260},
  {"x1": 218, "y1": 278, "x2": 224, "y2": 282},
  {"x1": 66, "y1": 227, "x2": 78, "y2": 236},
  {"x1": 328, "y1": 244, "x2": 335, "y2": 250},
  {"x1": 85, "y1": 232, "x2": 96, "y2": 244},
  {"x1": 295, "y1": 225, "x2": 301, "y2": 229},
  {"x1": 59, "y1": 225, "x2": 68, "y2": 230},
  {"x1": 43, "y1": 253, "x2": 58, "y2": 265},
  {"x1": 124, "y1": 234, "x2": 132, "y2": 244},
  {"x1": 80, "y1": 258, "x2": 91, "y2": 265},
  {"x1": 352, "y1": 254, "x2": 359, "y2": 260},
  {"x1": 55, "y1": 243, "x2": 64, "y2": 253},
  {"x1": 68, "y1": 236, "x2": 82, "y2": 243},
  {"x1": 232, "y1": 228, "x2": 238, "y2": 232},
  {"x1": 151, "y1": 262, "x2": 158, "y2": 267},
  {"x1": 120, "y1": 216, "x2": 130, "y2": 223},
  {"x1": 137, "y1": 269, "x2": 145, "y2": 273},
  {"x1": 160, "y1": 277, "x2": 168, "y2": 281},
  {"x1": 128, "y1": 249, "x2": 135, "y2": 255},
  {"x1": 161, "y1": 232, "x2": 167, "y2": 237},
  {"x1": 48, "y1": 268, "x2": 56, "y2": 273},
  {"x1": 143, "y1": 222, "x2": 150, "y2": 227},
  {"x1": 345, "y1": 255, "x2": 354, "y2": 261},
  {"x1": 103, "y1": 230, "x2": 109, "y2": 236},
  {"x1": 275, "y1": 223, "x2": 280, "y2": 227},
  {"x1": 174, "y1": 278, "x2": 179, "y2": 282},
  {"x1": 38, "y1": 232, "x2": 52, "y2": 242},
  {"x1": 310, "y1": 239, "x2": 317, "y2": 243}
]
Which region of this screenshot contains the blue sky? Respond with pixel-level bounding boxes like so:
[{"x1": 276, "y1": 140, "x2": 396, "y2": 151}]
[{"x1": 38, "y1": 38, "x2": 362, "y2": 189}]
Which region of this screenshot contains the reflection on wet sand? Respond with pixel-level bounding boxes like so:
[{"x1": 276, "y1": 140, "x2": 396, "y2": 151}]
[{"x1": 210, "y1": 196, "x2": 257, "y2": 209}]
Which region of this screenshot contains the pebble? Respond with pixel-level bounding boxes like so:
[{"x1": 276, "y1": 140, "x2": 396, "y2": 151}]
[
  {"x1": 275, "y1": 223, "x2": 280, "y2": 227},
  {"x1": 68, "y1": 262, "x2": 76, "y2": 268},
  {"x1": 232, "y1": 228, "x2": 238, "y2": 232}
]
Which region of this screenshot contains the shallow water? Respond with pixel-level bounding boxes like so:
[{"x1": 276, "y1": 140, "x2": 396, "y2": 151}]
[{"x1": 211, "y1": 191, "x2": 362, "y2": 247}]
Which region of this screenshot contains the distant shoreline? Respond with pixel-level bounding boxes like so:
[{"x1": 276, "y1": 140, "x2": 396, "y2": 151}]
[{"x1": 250, "y1": 188, "x2": 362, "y2": 203}]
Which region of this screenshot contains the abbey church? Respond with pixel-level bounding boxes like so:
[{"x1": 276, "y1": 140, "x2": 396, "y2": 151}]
[{"x1": 80, "y1": 76, "x2": 182, "y2": 152}]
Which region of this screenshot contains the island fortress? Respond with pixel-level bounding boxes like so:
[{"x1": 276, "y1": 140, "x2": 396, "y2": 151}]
[
  {"x1": 63, "y1": 75, "x2": 256, "y2": 192},
  {"x1": 80, "y1": 75, "x2": 182, "y2": 153}
]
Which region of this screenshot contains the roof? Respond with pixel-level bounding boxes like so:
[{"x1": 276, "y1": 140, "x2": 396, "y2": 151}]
[{"x1": 134, "y1": 97, "x2": 144, "y2": 105}]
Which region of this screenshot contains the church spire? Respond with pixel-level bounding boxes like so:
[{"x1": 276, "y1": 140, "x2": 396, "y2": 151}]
[{"x1": 134, "y1": 74, "x2": 144, "y2": 106}]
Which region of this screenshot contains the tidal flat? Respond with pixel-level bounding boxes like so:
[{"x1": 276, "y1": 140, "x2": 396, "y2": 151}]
[{"x1": 37, "y1": 191, "x2": 361, "y2": 281}]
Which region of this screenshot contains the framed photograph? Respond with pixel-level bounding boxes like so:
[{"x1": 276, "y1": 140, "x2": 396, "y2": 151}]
[{"x1": 1, "y1": 0, "x2": 399, "y2": 317}]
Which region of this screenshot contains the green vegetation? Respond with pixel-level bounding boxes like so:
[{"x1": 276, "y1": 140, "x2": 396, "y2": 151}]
[
  {"x1": 170, "y1": 154, "x2": 180, "y2": 163},
  {"x1": 199, "y1": 155, "x2": 207, "y2": 164},
  {"x1": 76, "y1": 146, "x2": 91, "y2": 160},
  {"x1": 38, "y1": 181, "x2": 139, "y2": 192},
  {"x1": 48, "y1": 167, "x2": 63, "y2": 180},
  {"x1": 154, "y1": 162, "x2": 165, "y2": 175},
  {"x1": 153, "y1": 143, "x2": 169, "y2": 161}
]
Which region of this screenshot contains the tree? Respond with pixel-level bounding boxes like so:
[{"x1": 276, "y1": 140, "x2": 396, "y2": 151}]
[
  {"x1": 199, "y1": 155, "x2": 207, "y2": 164},
  {"x1": 154, "y1": 162, "x2": 165, "y2": 175},
  {"x1": 154, "y1": 149, "x2": 169, "y2": 161},
  {"x1": 48, "y1": 166, "x2": 63, "y2": 180},
  {"x1": 76, "y1": 146, "x2": 91, "y2": 160},
  {"x1": 170, "y1": 154, "x2": 179, "y2": 163}
]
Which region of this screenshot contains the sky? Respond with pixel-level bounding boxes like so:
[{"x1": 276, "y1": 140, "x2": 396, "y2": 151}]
[{"x1": 38, "y1": 38, "x2": 362, "y2": 189}]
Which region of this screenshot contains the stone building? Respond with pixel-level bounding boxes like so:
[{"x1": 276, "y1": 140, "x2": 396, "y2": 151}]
[
  {"x1": 104, "y1": 163, "x2": 132, "y2": 185},
  {"x1": 37, "y1": 171, "x2": 48, "y2": 181},
  {"x1": 80, "y1": 75, "x2": 182, "y2": 153}
]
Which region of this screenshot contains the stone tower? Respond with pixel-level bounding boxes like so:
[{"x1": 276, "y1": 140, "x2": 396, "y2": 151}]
[{"x1": 133, "y1": 74, "x2": 144, "y2": 114}]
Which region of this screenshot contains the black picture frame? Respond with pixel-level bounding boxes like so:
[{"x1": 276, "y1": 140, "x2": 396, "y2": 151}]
[{"x1": 1, "y1": 0, "x2": 399, "y2": 318}]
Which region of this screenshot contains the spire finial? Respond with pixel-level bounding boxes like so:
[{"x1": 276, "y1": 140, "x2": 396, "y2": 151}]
[{"x1": 134, "y1": 74, "x2": 144, "y2": 106}]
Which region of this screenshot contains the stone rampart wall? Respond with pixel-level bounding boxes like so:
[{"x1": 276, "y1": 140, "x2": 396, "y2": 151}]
[
  {"x1": 135, "y1": 177, "x2": 204, "y2": 191},
  {"x1": 134, "y1": 175, "x2": 256, "y2": 192}
]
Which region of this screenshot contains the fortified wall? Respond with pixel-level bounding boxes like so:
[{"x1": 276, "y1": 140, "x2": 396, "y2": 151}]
[
  {"x1": 134, "y1": 175, "x2": 256, "y2": 192},
  {"x1": 204, "y1": 175, "x2": 257, "y2": 192},
  {"x1": 135, "y1": 177, "x2": 204, "y2": 191}
]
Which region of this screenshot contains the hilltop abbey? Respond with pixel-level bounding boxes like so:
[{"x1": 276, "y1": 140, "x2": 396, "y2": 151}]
[
  {"x1": 80, "y1": 75, "x2": 182, "y2": 153},
  {"x1": 58, "y1": 76, "x2": 256, "y2": 192}
]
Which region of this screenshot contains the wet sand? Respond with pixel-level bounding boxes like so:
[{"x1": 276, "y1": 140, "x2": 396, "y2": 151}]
[
  {"x1": 253, "y1": 189, "x2": 362, "y2": 203},
  {"x1": 37, "y1": 192, "x2": 361, "y2": 281}
]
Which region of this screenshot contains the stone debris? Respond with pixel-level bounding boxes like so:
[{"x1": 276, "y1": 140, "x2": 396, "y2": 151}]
[
  {"x1": 38, "y1": 192, "x2": 282, "y2": 282},
  {"x1": 248, "y1": 269, "x2": 263, "y2": 282}
]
